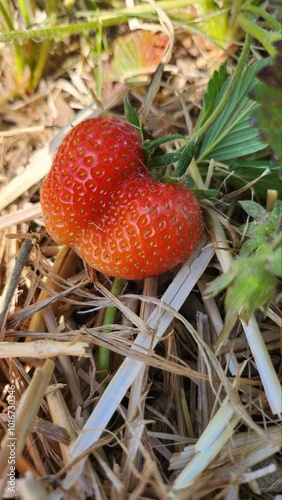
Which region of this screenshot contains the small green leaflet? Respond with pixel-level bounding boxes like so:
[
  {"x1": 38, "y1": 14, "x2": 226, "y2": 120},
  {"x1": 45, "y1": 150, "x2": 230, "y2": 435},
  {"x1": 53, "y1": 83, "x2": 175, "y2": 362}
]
[
  {"x1": 265, "y1": 246, "x2": 282, "y2": 278},
  {"x1": 144, "y1": 134, "x2": 184, "y2": 151},
  {"x1": 147, "y1": 152, "x2": 181, "y2": 168},
  {"x1": 206, "y1": 198, "x2": 281, "y2": 333},
  {"x1": 205, "y1": 253, "x2": 278, "y2": 332},
  {"x1": 124, "y1": 97, "x2": 143, "y2": 141},
  {"x1": 174, "y1": 140, "x2": 198, "y2": 177},
  {"x1": 239, "y1": 199, "x2": 281, "y2": 257},
  {"x1": 197, "y1": 59, "x2": 269, "y2": 162},
  {"x1": 249, "y1": 40, "x2": 282, "y2": 166},
  {"x1": 195, "y1": 63, "x2": 228, "y2": 132},
  {"x1": 191, "y1": 188, "x2": 222, "y2": 200}
]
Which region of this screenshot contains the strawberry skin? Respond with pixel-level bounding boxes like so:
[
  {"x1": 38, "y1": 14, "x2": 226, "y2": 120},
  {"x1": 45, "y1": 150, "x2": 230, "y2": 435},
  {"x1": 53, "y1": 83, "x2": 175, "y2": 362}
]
[
  {"x1": 41, "y1": 115, "x2": 204, "y2": 279},
  {"x1": 41, "y1": 114, "x2": 143, "y2": 243}
]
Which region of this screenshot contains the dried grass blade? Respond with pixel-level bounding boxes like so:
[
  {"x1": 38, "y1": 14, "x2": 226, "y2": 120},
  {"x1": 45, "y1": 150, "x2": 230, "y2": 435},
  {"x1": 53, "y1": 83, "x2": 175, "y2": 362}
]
[
  {"x1": 16, "y1": 473, "x2": 49, "y2": 500},
  {"x1": 0, "y1": 359, "x2": 54, "y2": 488},
  {"x1": 241, "y1": 316, "x2": 282, "y2": 417},
  {"x1": 0, "y1": 147, "x2": 51, "y2": 212},
  {"x1": 28, "y1": 245, "x2": 81, "y2": 333},
  {"x1": 170, "y1": 409, "x2": 241, "y2": 493},
  {"x1": 0, "y1": 239, "x2": 34, "y2": 338},
  {"x1": 208, "y1": 210, "x2": 282, "y2": 416},
  {"x1": 0, "y1": 203, "x2": 42, "y2": 232},
  {"x1": 69, "y1": 239, "x2": 214, "y2": 461},
  {"x1": 0, "y1": 340, "x2": 90, "y2": 358}
]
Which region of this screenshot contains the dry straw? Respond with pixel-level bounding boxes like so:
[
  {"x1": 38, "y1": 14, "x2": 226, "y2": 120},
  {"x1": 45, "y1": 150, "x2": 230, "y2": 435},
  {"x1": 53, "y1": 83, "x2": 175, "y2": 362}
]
[{"x1": 0, "y1": 1, "x2": 281, "y2": 498}]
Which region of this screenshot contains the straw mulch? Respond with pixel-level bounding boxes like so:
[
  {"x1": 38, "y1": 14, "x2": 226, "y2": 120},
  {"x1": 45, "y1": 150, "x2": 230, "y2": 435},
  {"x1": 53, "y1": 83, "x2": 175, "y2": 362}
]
[{"x1": 0, "y1": 20, "x2": 281, "y2": 500}]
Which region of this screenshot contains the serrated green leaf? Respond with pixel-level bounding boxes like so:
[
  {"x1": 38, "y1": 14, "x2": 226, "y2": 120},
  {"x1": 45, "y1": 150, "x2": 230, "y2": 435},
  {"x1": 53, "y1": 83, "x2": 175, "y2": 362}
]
[
  {"x1": 249, "y1": 42, "x2": 282, "y2": 166},
  {"x1": 195, "y1": 63, "x2": 228, "y2": 132},
  {"x1": 174, "y1": 140, "x2": 198, "y2": 177},
  {"x1": 206, "y1": 254, "x2": 278, "y2": 327},
  {"x1": 226, "y1": 257, "x2": 277, "y2": 322},
  {"x1": 124, "y1": 97, "x2": 143, "y2": 140},
  {"x1": 147, "y1": 152, "x2": 181, "y2": 168},
  {"x1": 197, "y1": 59, "x2": 269, "y2": 162},
  {"x1": 239, "y1": 200, "x2": 281, "y2": 257},
  {"x1": 144, "y1": 134, "x2": 184, "y2": 151}
]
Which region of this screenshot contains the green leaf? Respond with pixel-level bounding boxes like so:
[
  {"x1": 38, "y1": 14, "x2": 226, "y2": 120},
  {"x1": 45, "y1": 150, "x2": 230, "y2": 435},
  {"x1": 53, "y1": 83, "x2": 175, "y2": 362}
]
[
  {"x1": 226, "y1": 256, "x2": 277, "y2": 322},
  {"x1": 174, "y1": 140, "x2": 198, "y2": 177},
  {"x1": 239, "y1": 200, "x2": 268, "y2": 220},
  {"x1": 265, "y1": 247, "x2": 282, "y2": 278},
  {"x1": 161, "y1": 174, "x2": 195, "y2": 188},
  {"x1": 205, "y1": 266, "x2": 236, "y2": 297},
  {"x1": 124, "y1": 97, "x2": 143, "y2": 140},
  {"x1": 197, "y1": 59, "x2": 269, "y2": 162},
  {"x1": 206, "y1": 254, "x2": 278, "y2": 327},
  {"x1": 249, "y1": 40, "x2": 282, "y2": 166},
  {"x1": 225, "y1": 162, "x2": 281, "y2": 198},
  {"x1": 144, "y1": 134, "x2": 184, "y2": 151},
  {"x1": 147, "y1": 152, "x2": 181, "y2": 168},
  {"x1": 195, "y1": 62, "x2": 228, "y2": 132},
  {"x1": 190, "y1": 188, "x2": 222, "y2": 200},
  {"x1": 239, "y1": 200, "x2": 281, "y2": 257}
]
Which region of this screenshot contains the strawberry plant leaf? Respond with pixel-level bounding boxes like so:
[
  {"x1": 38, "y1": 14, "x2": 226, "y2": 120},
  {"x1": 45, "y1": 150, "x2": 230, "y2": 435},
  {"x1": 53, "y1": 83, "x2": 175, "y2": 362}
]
[
  {"x1": 147, "y1": 151, "x2": 181, "y2": 168},
  {"x1": 174, "y1": 140, "x2": 198, "y2": 177},
  {"x1": 226, "y1": 162, "x2": 281, "y2": 198},
  {"x1": 124, "y1": 97, "x2": 143, "y2": 140},
  {"x1": 239, "y1": 200, "x2": 281, "y2": 257},
  {"x1": 197, "y1": 59, "x2": 269, "y2": 162},
  {"x1": 239, "y1": 200, "x2": 268, "y2": 220},
  {"x1": 144, "y1": 134, "x2": 184, "y2": 151},
  {"x1": 249, "y1": 40, "x2": 282, "y2": 166},
  {"x1": 195, "y1": 62, "x2": 228, "y2": 132},
  {"x1": 206, "y1": 252, "x2": 278, "y2": 326},
  {"x1": 265, "y1": 246, "x2": 282, "y2": 278},
  {"x1": 206, "y1": 196, "x2": 281, "y2": 328},
  {"x1": 224, "y1": 255, "x2": 278, "y2": 322},
  {"x1": 190, "y1": 188, "x2": 222, "y2": 200}
]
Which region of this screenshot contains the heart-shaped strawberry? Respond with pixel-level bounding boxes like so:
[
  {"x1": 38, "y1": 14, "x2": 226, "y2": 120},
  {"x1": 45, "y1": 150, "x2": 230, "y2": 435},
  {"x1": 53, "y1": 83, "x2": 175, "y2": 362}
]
[{"x1": 41, "y1": 114, "x2": 204, "y2": 279}]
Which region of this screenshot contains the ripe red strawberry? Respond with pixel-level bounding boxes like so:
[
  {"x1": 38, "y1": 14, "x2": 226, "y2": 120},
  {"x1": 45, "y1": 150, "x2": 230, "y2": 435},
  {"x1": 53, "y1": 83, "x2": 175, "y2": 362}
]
[{"x1": 41, "y1": 114, "x2": 204, "y2": 279}]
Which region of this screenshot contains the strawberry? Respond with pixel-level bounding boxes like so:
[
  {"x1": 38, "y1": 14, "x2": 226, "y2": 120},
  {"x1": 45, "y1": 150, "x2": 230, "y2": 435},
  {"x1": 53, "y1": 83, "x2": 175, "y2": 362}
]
[{"x1": 41, "y1": 114, "x2": 204, "y2": 280}]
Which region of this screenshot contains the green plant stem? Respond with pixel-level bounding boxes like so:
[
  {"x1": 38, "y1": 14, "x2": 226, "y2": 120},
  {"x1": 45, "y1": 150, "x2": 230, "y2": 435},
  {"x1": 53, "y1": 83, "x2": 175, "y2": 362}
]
[
  {"x1": 97, "y1": 278, "x2": 124, "y2": 382},
  {"x1": 0, "y1": 0, "x2": 195, "y2": 44},
  {"x1": 18, "y1": 0, "x2": 31, "y2": 28},
  {"x1": 93, "y1": 23, "x2": 104, "y2": 102},
  {"x1": 0, "y1": 1, "x2": 14, "y2": 29},
  {"x1": 31, "y1": 1, "x2": 58, "y2": 90},
  {"x1": 238, "y1": 13, "x2": 281, "y2": 57},
  {"x1": 31, "y1": 39, "x2": 51, "y2": 89},
  {"x1": 227, "y1": 0, "x2": 248, "y2": 38},
  {"x1": 0, "y1": 1, "x2": 24, "y2": 82},
  {"x1": 188, "y1": 158, "x2": 205, "y2": 189},
  {"x1": 191, "y1": 33, "x2": 252, "y2": 145},
  {"x1": 242, "y1": 5, "x2": 282, "y2": 32},
  {"x1": 195, "y1": 0, "x2": 229, "y2": 41}
]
